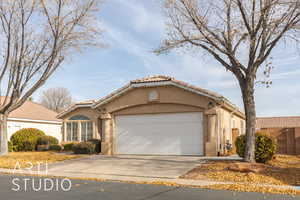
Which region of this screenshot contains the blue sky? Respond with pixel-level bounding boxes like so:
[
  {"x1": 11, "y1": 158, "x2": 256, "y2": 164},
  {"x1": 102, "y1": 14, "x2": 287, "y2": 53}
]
[{"x1": 34, "y1": 0, "x2": 300, "y2": 117}]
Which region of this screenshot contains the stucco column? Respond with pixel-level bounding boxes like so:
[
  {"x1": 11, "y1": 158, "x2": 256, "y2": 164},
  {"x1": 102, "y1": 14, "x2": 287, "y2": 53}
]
[
  {"x1": 204, "y1": 108, "x2": 218, "y2": 156},
  {"x1": 100, "y1": 113, "x2": 113, "y2": 155}
]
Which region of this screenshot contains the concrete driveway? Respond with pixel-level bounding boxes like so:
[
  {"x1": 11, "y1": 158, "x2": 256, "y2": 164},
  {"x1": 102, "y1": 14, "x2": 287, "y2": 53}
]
[{"x1": 43, "y1": 155, "x2": 204, "y2": 179}]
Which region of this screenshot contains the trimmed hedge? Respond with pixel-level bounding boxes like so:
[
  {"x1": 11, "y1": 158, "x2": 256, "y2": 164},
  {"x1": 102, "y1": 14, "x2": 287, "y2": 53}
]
[
  {"x1": 72, "y1": 142, "x2": 95, "y2": 154},
  {"x1": 235, "y1": 131, "x2": 277, "y2": 163},
  {"x1": 37, "y1": 136, "x2": 59, "y2": 145},
  {"x1": 63, "y1": 143, "x2": 75, "y2": 151},
  {"x1": 10, "y1": 128, "x2": 45, "y2": 151},
  {"x1": 49, "y1": 144, "x2": 62, "y2": 151},
  {"x1": 88, "y1": 139, "x2": 101, "y2": 153}
]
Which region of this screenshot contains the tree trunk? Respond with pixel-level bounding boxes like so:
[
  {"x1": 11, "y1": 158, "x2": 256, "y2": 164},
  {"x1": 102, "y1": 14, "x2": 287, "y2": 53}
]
[
  {"x1": 0, "y1": 114, "x2": 8, "y2": 156},
  {"x1": 240, "y1": 78, "x2": 256, "y2": 163}
]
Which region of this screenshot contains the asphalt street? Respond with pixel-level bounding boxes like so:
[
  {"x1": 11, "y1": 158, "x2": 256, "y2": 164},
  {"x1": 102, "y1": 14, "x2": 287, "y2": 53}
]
[{"x1": 0, "y1": 174, "x2": 298, "y2": 200}]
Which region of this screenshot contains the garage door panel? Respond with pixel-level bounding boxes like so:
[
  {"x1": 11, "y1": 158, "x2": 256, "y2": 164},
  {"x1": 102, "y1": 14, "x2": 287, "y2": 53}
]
[{"x1": 116, "y1": 112, "x2": 203, "y2": 155}]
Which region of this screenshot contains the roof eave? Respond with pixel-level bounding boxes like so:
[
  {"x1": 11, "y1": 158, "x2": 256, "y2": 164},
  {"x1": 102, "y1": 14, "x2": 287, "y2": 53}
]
[
  {"x1": 220, "y1": 98, "x2": 245, "y2": 119},
  {"x1": 56, "y1": 103, "x2": 93, "y2": 119}
]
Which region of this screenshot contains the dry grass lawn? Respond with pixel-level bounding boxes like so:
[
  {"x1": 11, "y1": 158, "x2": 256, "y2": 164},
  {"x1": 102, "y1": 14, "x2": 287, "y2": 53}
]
[
  {"x1": 0, "y1": 152, "x2": 82, "y2": 169},
  {"x1": 181, "y1": 155, "x2": 300, "y2": 186}
]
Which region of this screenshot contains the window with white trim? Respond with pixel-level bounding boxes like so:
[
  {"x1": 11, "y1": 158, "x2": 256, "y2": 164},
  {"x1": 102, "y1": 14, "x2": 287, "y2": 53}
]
[
  {"x1": 66, "y1": 115, "x2": 93, "y2": 142},
  {"x1": 81, "y1": 121, "x2": 93, "y2": 141},
  {"x1": 66, "y1": 122, "x2": 78, "y2": 141}
]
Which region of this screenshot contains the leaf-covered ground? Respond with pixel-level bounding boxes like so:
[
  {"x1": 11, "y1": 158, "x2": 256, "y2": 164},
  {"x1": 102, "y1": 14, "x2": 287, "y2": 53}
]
[
  {"x1": 181, "y1": 155, "x2": 300, "y2": 186},
  {"x1": 0, "y1": 152, "x2": 82, "y2": 169},
  {"x1": 203, "y1": 183, "x2": 300, "y2": 196}
]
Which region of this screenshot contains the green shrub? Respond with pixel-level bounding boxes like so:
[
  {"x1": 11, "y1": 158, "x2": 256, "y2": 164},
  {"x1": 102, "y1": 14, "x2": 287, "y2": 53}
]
[
  {"x1": 11, "y1": 128, "x2": 45, "y2": 151},
  {"x1": 72, "y1": 142, "x2": 95, "y2": 154},
  {"x1": 8, "y1": 141, "x2": 14, "y2": 152},
  {"x1": 235, "y1": 135, "x2": 246, "y2": 158},
  {"x1": 49, "y1": 144, "x2": 62, "y2": 151},
  {"x1": 235, "y1": 131, "x2": 277, "y2": 163},
  {"x1": 63, "y1": 143, "x2": 75, "y2": 151},
  {"x1": 37, "y1": 136, "x2": 58, "y2": 145},
  {"x1": 87, "y1": 139, "x2": 101, "y2": 153},
  {"x1": 23, "y1": 139, "x2": 36, "y2": 151}
]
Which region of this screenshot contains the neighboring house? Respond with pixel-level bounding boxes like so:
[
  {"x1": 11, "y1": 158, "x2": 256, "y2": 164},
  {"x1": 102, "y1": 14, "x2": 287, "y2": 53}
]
[
  {"x1": 57, "y1": 75, "x2": 245, "y2": 156},
  {"x1": 257, "y1": 116, "x2": 300, "y2": 155},
  {"x1": 4, "y1": 98, "x2": 62, "y2": 141}
]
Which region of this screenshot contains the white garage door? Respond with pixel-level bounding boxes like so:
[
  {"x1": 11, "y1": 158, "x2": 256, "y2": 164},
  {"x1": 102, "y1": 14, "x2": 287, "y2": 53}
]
[{"x1": 115, "y1": 112, "x2": 203, "y2": 155}]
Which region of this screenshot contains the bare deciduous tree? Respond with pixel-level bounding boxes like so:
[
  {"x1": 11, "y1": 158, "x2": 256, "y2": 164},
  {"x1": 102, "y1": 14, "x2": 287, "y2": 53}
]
[
  {"x1": 156, "y1": 0, "x2": 300, "y2": 162},
  {"x1": 40, "y1": 87, "x2": 73, "y2": 113},
  {"x1": 0, "y1": 0, "x2": 104, "y2": 155}
]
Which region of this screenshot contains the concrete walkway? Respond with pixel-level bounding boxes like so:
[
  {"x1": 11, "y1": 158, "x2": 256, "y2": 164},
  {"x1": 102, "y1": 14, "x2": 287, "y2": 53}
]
[{"x1": 38, "y1": 155, "x2": 205, "y2": 179}]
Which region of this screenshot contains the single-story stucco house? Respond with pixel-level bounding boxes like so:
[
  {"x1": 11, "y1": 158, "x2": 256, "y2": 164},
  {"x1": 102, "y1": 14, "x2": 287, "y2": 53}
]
[
  {"x1": 57, "y1": 75, "x2": 245, "y2": 156},
  {"x1": 4, "y1": 98, "x2": 62, "y2": 141},
  {"x1": 257, "y1": 116, "x2": 300, "y2": 155}
]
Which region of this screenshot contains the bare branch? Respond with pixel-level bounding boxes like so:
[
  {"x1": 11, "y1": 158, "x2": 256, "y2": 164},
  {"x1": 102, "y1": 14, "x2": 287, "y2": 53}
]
[
  {"x1": 157, "y1": 0, "x2": 300, "y2": 162},
  {"x1": 0, "y1": 0, "x2": 104, "y2": 115},
  {"x1": 40, "y1": 87, "x2": 73, "y2": 112}
]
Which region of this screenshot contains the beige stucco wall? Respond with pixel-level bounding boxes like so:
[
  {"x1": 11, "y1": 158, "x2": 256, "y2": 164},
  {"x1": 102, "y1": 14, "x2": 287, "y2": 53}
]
[
  {"x1": 101, "y1": 86, "x2": 211, "y2": 113},
  {"x1": 217, "y1": 107, "x2": 245, "y2": 154},
  {"x1": 60, "y1": 85, "x2": 245, "y2": 156}
]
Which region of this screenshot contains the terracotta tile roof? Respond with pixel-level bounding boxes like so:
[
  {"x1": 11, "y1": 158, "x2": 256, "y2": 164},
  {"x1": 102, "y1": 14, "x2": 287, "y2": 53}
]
[
  {"x1": 0, "y1": 97, "x2": 61, "y2": 122},
  {"x1": 131, "y1": 75, "x2": 173, "y2": 83},
  {"x1": 76, "y1": 100, "x2": 95, "y2": 104},
  {"x1": 256, "y1": 116, "x2": 300, "y2": 128}
]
